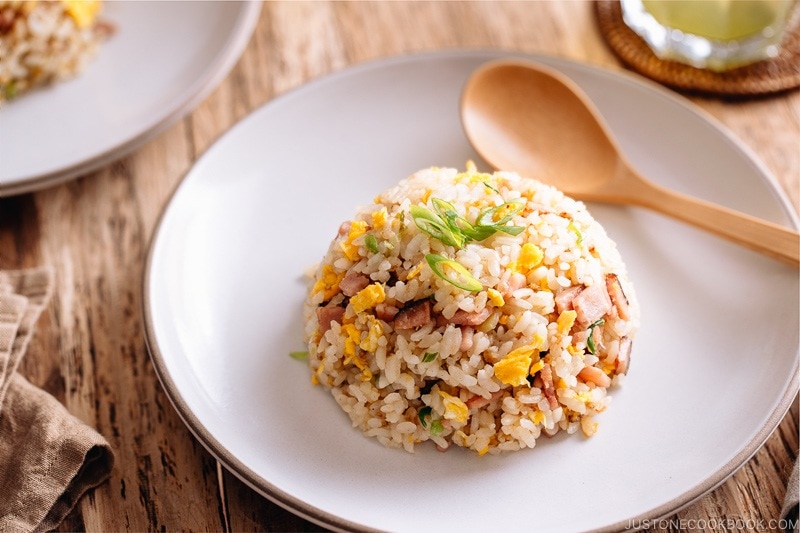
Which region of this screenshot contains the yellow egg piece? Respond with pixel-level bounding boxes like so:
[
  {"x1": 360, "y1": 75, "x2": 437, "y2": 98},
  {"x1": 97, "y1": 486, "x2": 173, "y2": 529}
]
[
  {"x1": 62, "y1": 0, "x2": 101, "y2": 28},
  {"x1": 349, "y1": 283, "x2": 385, "y2": 313},
  {"x1": 340, "y1": 220, "x2": 368, "y2": 260},
  {"x1": 438, "y1": 390, "x2": 469, "y2": 423},
  {"x1": 516, "y1": 242, "x2": 543, "y2": 272},
  {"x1": 371, "y1": 207, "x2": 388, "y2": 230},
  {"x1": 360, "y1": 315, "x2": 383, "y2": 352},
  {"x1": 557, "y1": 310, "x2": 577, "y2": 335},
  {"x1": 487, "y1": 288, "x2": 505, "y2": 307},
  {"x1": 341, "y1": 323, "x2": 361, "y2": 359},
  {"x1": 312, "y1": 264, "x2": 344, "y2": 300},
  {"x1": 494, "y1": 345, "x2": 536, "y2": 386}
]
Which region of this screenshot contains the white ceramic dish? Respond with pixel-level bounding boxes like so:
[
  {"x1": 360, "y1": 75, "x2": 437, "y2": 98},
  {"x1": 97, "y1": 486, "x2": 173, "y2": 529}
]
[
  {"x1": 0, "y1": 0, "x2": 261, "y2": 196},
  {"x1": 143, "y1": 51, "x2": 799, "y2": 532}
]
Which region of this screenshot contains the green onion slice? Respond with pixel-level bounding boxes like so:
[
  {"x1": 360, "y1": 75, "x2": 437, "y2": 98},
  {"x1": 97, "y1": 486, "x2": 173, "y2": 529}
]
[
  {"x1": 289, "y1": 351, "x2": 309, "y2": 360},
  {"x1": 476, "y1": 198, "x2": 526, "y2": 227},
  {"x1": 425, "y1": 254, "x2": 482, "y2": 292},
  {"x1": 410, "y1": 205, "x2": 465, "y2": 248},
  {"x1": 418, "y1": 406, "x2": 433, "y2": 428},
  {"x1": 494, "y1": 224, "x2": 525, "y2": 236},
  {"x1": 483, "y1": 181, "x2": 500, "y2": 194},
  {"x1": 421, "y1": 352, "x2": 438, "y2": 363},
  {"x1": 430, "y1": 419, "x2": 444, "y2": 436},
  {"x1": 431, "y1": 198, "x2": 460, "y2": 221},
  {"x1": 568, "y1": 221, "x2": 583, "y2": 245},
  {"x1": 458, "y1": 221, "x2": 497, "y2": 242},
  {"x1": 364, "y1": 234, "x2": 379, "y2": 253},
  {"x1": 586, "y1": 318, "x2": 605, "y2": 355}
]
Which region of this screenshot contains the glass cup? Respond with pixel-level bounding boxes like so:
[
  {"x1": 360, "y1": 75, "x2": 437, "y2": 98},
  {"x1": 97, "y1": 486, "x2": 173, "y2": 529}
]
[{"x1": 621, "y1": 0, "x2": 799, "y2": 71}]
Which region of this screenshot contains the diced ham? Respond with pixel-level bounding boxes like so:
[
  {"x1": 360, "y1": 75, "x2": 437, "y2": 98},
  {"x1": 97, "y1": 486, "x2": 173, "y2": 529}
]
[
  {"x1": 616, "y1": 336, "x2": 632, "y2": 374},
  {"x1": 316, "y1": 304, "x2": 345, "y2": 333},
  {"x1": 590, "y1": 323, "x2": 604, "y2": 351},
  {"x1": 499, "y1": 272, "x2": 527, "y2": 298},
  {"x1": 554, "y1": 285, "x2": 582, "y2": 314},
  {"x1": 95, "y1": 20, "x2": 117, "y2": 38},
  {"x1": 0, "y1": 8, "x2": 14, "y2": 33},
  {"x1": 446, "y1": 307, "x2": 492, "y2": 327},
  {"x1": 460, "y1": 327, "x2": 475, "y2": 352},
  {"x1": 466, "y1": 389, "x2": 504, "y2": 410},
  {"x1": 572, "y1": 282, "x2": 612, "y2": 326},
  {"x1": 540, "y1": 363, "x2": 559, "y2": 409},
  {"x1": 394, "y1": 300, "x2": 431, "y2": 330},
  {"x1": 606, "y1": 274, "x2": 631, "y2": 321},
  {"x1": 578, "y1": 366, "x2": 612, "y2": 388},
  {"x1": 339, "y1": 272, "x2": 370, "y2": 297},
  {"x1": 375, "y1": 302, "x2": 399, "y2": 321}
]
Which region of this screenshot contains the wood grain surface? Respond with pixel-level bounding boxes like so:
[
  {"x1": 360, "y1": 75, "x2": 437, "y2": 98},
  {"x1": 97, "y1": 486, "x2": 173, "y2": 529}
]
[{"x1": 1, "y1": 2, "x2": 797, "y2": 531}]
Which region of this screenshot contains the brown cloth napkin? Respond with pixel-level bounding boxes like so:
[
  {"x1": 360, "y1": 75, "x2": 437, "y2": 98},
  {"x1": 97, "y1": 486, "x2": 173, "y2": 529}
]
[{"x1": 0, "y1": 267, "x2": 114, "y2": 532}]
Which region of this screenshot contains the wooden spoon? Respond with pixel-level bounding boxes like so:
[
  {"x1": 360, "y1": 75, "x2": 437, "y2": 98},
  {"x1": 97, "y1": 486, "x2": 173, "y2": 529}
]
[{"x1": 461, "y1": 59, "x2": 799, "y2": 268}]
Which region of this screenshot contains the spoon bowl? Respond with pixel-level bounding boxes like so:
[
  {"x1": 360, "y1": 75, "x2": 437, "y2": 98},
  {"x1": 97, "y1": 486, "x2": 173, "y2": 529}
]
[{"x1": 461, "y1": 59, "x2": 799, "y2": 267}]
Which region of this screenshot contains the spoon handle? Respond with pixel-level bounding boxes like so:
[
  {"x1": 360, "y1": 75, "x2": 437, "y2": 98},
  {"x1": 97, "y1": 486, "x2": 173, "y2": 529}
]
[{"x1": 628, "y1": 173, "x2": 800, "y2": 268}]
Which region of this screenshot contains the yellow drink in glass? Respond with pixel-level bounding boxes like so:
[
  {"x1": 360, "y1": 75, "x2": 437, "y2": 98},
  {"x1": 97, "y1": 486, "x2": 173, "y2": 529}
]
[{"x1": 622, "y1": 0, "x2": 798, "y2": 70}]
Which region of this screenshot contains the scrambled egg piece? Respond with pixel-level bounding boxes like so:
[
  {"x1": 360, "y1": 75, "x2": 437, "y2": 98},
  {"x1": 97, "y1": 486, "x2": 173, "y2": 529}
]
[
  {"x1": 454, "y1": 160, "x2": 493, "y2": 184},
  {"x1": 340, "y1": 323, "x2": 372, "y2": 381},
  {"x1": 557, "y1": 309, "x2": 577, "y2": 335},
  {"x1": 312, "y1": 265, "x2": 343, "y2": 300},
  {"x1": 513, "y1": 243, "x2": 544, "y2": 273},
  {"x1": 537, "y1": 277, "x2": 551, "y2": 292},
  {"x1": 530, "y1": 410, "x2": 546, "y2": 425},
  {"x1": 349, "y1": 283, "x2": 385, "y2": 313},
  {"x1": 353, "y1": 355, "x2": 372, "y2": 382},
  {"x1": 62, "y1": 0, "x2": 101, "y2": 28},
  {"x1": 340, "y1": 220, "x2": 368, "y2": 260},
  {"x1": 486, "y1": 288, "x2": 505, "y2": 307},
  {"x1": 341, "y1": 323, "x2": 361, "y2": 360},
  {"x1": 494, "y1": 344, "x2": 537, "y2": 386},
  {"x1": 438, "y1": 390, "x2": 469, "y2": 424},
  {"x1": 360, "y1": 315, "x2": 383, "y2": 352},
  {"x1": 371, "y1": 207, "x2": 388, "y2": 230},
  {"x1": 405, "y1": 261, "x2": 423, "y2": 280}
]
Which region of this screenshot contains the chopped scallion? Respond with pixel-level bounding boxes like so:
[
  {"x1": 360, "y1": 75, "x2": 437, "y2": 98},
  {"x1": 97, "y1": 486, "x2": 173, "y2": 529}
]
[
  {"x1": 586, "y1": 318, "x2": 605, "y2": 355},
  {"x1": 410, "y1": 205, "x2": 466, "y2": 248},
  {"x1": 421, "y1": 352, "x2": 438, "y2": 363},
  {"x1": 364, "y1": 234, "x2": 379, "y2": 253},
  {"x1": 418, "y1": 406, "x2": 433, "y2": 428},
  {"x1": 289, "y1": 351, "x2": 309, "y2": 360},
  {"x1": 568, "y1": 221, "x2": 583, "y2": 245},
  {"x1": 410, "y1": 197, "x2": 526, "y2": 250},
  {"x1": 483, "y1": 181, "x2": 500, "y2": 194},
  {"x1": 476, "y1": 198, "x2": 526, "y2": 227},
  {"x1": 425, "y1": 254, "x2": 482, "y2": 292}
]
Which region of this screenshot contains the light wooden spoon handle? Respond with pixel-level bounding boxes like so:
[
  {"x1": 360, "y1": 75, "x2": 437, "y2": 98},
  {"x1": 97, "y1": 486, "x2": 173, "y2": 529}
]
[{"x1": 618, "y1": 167, "x2": 800, "y2": 268}]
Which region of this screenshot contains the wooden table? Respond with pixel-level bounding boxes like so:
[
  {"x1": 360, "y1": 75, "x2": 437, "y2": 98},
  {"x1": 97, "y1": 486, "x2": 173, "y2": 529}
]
[{"x1": 1, "y1": 1, "x2": 797, "y2": 531}]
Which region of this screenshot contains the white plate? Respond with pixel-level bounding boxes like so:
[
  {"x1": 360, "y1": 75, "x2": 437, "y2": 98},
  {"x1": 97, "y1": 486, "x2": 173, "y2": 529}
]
[
  {"x1": 143, "y1": 51, "x2": 799, "y2": 532},
  {"x1": 0, "y1": 0, "x2": 261, "y2": 196}
]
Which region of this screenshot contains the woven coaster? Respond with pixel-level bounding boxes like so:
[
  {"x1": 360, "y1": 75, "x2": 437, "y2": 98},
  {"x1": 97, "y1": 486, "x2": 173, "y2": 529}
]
[{"x1": 596, "y1": 0, "x2": 800, "y2": 97}]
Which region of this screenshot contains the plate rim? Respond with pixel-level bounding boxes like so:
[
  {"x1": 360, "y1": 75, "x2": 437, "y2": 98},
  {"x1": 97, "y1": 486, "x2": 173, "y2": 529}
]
[
  {"x1": 142, "y1": 49, "x2": 800, "y2": 533},
  {"x1": 0, "y1": 0, "x2": 262, "y2": 197}
]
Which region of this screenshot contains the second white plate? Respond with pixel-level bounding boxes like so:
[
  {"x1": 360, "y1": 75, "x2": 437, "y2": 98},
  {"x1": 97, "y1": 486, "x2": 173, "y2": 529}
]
[{"x1": 0, "y1": 0, "x2": 261, "y2": 195}]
